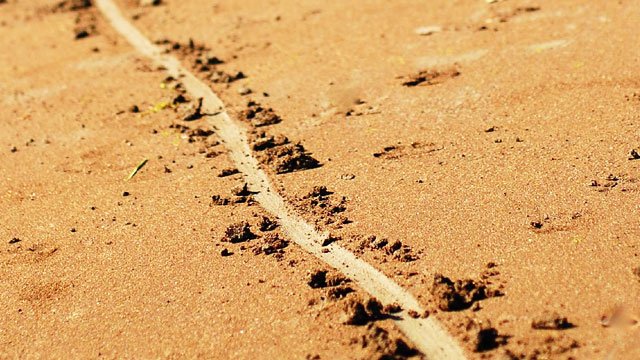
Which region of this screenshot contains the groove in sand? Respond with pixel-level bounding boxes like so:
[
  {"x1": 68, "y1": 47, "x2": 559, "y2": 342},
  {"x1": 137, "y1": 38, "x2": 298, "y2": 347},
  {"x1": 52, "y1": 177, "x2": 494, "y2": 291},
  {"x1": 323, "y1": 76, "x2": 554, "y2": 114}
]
[{"x1": 95, "y1": 0, "x2": 466, "y2": 358}]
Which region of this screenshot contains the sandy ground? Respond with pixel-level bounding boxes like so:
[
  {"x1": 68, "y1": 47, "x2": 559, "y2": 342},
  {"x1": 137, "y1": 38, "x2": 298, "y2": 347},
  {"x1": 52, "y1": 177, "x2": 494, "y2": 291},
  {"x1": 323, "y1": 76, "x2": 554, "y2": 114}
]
[{"x1": 1, "y1": 0, "x2": 639, "y2": 359}]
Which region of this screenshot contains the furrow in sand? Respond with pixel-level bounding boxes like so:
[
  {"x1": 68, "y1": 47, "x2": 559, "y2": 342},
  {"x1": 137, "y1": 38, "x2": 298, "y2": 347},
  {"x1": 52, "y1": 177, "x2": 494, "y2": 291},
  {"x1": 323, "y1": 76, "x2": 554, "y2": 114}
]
[{"x1": 95, "y1": 0, "x2": 466, "y2": 358}]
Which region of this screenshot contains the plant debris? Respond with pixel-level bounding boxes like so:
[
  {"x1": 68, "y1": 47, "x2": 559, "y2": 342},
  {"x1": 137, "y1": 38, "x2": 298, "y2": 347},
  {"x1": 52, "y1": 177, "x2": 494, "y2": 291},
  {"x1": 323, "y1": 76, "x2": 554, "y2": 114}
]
[{"x1": 126, "y1": 158, "x2": 148, "y2": 180}]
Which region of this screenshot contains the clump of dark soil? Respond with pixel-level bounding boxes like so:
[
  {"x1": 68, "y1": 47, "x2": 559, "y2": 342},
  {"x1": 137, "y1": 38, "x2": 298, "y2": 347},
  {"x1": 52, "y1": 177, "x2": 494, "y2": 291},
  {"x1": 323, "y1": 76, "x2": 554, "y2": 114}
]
[
  {"x1": 9, "y1": 237, "x2": 21, "y2": 244},
  {"x1": 211, "y1": 195, "x2": 230, "y2": 206},
  {"x1": 401, "y1": 68, "x2": 460, "y2": 87},
  {"x1": 293, "y1": 186, "x2": 349, "y2": 229},
  {"x1": 373, "y1": 141, "x2": 443, "y2": 160},
  {"x1": 250, "y1": 130, "x2": 320, "y2": 174},
  {"x1": 210, "y1": 183, "x2": 256, "y2": 206},
  {"x1": 218, "y1": 167, "x2": 239, "y2": 177},
  {"x1": 531, "y1": 312, "x2": 574, "y2": 330},
  {"x1": 503, "y1": 335, "x2": 580, "y2": 359},
  {"x1": 633, "y1": 266, "x2": 640, "y2": 281},
  {"x1": 383, "y1": 303, "x2": 403, "y2": 314},
  {"x1": 231, "y1": 183, "x2": 253, "y2": 197},
  {"x1": 229, "y1": 183, "x2": 256, "y2": 204},
  {"x1": 251, "y1": 132, "x2": 289, "y2": 151},
  {"x1": 209, "y1": 70, "x2": 245, "y2": 84},
  {"x1": 356, "y1": 235, "x2": 418, "y2": 262},
  {"x1": 221, "y1": 221, "x2": 255, "y2": 243},
  {"x1": 261, "y1": 143, "x2": 321, "y2": 174},
  {"x1": 590, "y1": 173, "x2": 639, "y2": 193},
  {"x1": 321, "y1": 233, "x2": 340, "y2": 246},
  {"x1": 258, "y1": 216, "x2": 278, "y2": 231},
  {"x1": 182, "y1": 97, "x2": 204, "y2": 121},
  {"x1": 326, "y1": 285, "x2": 355, "y2": 300},
  {"x1": 307, "y1": 269, "x2": 353, "y2": 300},
  {"x1": 252, "y1": 233, "x2": 288, "y2": 256},
  {"x1": 168, "y1": 123, "x2": 215, "y2": 143},
  {"x1": 351, "y1": 324, "x2": 420, "y2": 359},
  {"x1": 430, "y1": 265, "x2": 503, "y2": 311},
  {"x1": 589, "y1": 173, "x2": 621, "y2": 192},
  {"x1": 340, "y1": 296, "x2": 387, "y2": 325},
  {"x1": 240, "y1": 101, "x2": 282, "y2": 127},
  {"x1": 166, "y1": 121, "x2": 220, "y2": 158},
  {"x1": 475, "y1": 326, "x2": 505, "y2": 352},
  {"x1": 307, "y1": 270, "x2": 348, "y2": 289},
  {"x1": 73, "y1": 10, "x2": 97, "y2": 40},
  {"x1": 157, "y1": 38, "x2": 246, "y2": 86},
  {"x1": 458, "y1": 318, "x2": 509, "y2": 353},
  {"x1": 305, "y1": 185, "x2": 332, "y2": 198},
  {"x1": 431, "y1": 274, "x2": 488, "y2": 311},
  {"x1": 53, "y1": 0, "x2": 92, "y2": 12}
]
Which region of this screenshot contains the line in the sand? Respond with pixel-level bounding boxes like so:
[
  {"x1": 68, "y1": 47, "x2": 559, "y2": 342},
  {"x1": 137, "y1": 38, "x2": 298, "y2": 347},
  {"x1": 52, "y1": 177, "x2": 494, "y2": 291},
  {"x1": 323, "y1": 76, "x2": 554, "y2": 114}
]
[{"x1": 95, "y1": 0, "x2": 466, "y2": 358}]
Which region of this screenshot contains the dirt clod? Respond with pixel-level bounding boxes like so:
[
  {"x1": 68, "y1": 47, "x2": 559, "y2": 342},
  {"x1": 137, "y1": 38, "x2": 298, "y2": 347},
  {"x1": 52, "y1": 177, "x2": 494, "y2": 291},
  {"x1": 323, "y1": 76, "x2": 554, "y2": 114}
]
[
  {"x1": 258, "y1": 216, "x2": 278, "y2": 231},
  {"x1": 383, "y1": 303, "x2": 402, "y2": 314},
  {"x1": 402, "y1": 68, "x2": 460, "y2": 87},
  {"x1": 357, "y1": 235, "x2": 417, "y2": 262},
  {"x1": 9, "y1": 237, "x2": 21, "y2": 244},
  {"x1": 261, "y1": 143, "x2": 321, "y2": 174},
  {"x1": 251, "y1": 133, "x2": 289, "y2": 151},
  {"x1": 340, "y1": 297, "x2": 386, "y2": 325},
  {"x1": 218, "y1": 167, "x2": 239, "y2": 177},
  {"x1": 475, "y1": 326, "x2": 503, "y2": 352},
  {"x1": 308, "y1": 270, "x2": 347, "y2": 289},
  {"x1": 532, "y1": 312, "x2": 574, "y2": 330},
  {"x1": 294, "y1": 186, "x2": 349, "y2": 229},
  {"x1": 253, "y1": 233, "x2": 288, "y2": 255},
  {"x1": 431, "y1": 273, "x2": 495, "y2": 311},
  {"x1": 53, "y1": 0, "x2": 92, "y2": 12},
  {"x1": 183, "y1": 97, "x2": 204, "y2": 121},
  {"x1": 240, "y1": 101, "x2": 282, "y2": 127},
  {"x1": 231, "y1": 183, "x2": 253, "y2": 197},
  {"x1": 211, "y1": 195, "x2": 230, "y2": 206},
  {"x1": 222, "y1": 221, "x2": 255, "y2": 243},
  {"x1": 351, "y1": 324, "x2": 419, "y2": 359},
  {"x1": 308, "y1": 270, "x2": 329, "y2": 289},
  {"x1": 327, "y1": 286, "x2": 354, "y2": 300},
  {"x1": 305, "y1": 185, "x2": 331, "y2": 198}
]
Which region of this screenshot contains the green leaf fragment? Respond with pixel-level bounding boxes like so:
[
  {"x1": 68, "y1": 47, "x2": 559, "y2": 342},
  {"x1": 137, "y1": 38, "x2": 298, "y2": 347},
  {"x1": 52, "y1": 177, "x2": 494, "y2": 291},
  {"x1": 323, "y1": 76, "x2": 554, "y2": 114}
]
[{"x1": 126, "y1": 158, "x2": 148, "y2": 181}]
